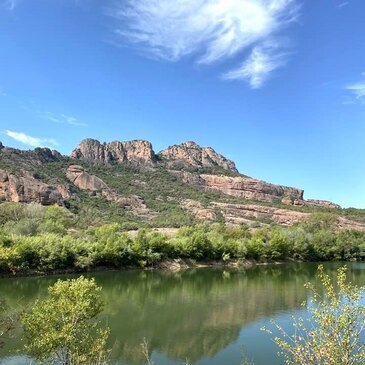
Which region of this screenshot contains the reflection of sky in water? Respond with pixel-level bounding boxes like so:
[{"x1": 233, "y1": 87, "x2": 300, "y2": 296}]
[{"x1": 1, "y1": 262, "x2": 364, "y2": 365}]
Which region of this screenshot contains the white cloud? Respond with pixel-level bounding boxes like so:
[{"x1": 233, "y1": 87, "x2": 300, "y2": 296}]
[
  {"x1": 41, "y1": 111, "x2": 88, "y2": 127},
  {"x1": 222, "y1": 41, "x2": 289, "y2": 88},
  {"x1": 337, "y1": 2, "x2": 349, "y2": 9},
  {"x1": 345, "y1": 81, "x2": 365, "y2": 105},
  {"x1": 109, "y1": 0, "x2": 299, "y2": 88},
  {"x1": 3, "y1": 0, "x2": 19, "y2": 10},
  {"x1": 6, "y1": 130, "x2": 58, "y2": 148}
]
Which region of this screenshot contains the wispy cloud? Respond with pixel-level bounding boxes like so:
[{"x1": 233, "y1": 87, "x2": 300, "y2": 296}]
[
  {"x1": 108, "y1": 0, "x2": 299, "y2": 89},
  {"x1": 3, "y1": 0, "x2": 19, "y2": 10},
  {"x1": 345, "y1": 80, "x2": 365, "y2": 105},
  {"x1": 40, "y1": 111, "x2": 88, "y2": 127},
  {"x1": 337, "y1": 2, "x2": 349, "y2": 9},
  {"x1": 6, "y1": 130, "x2": 58, "y2": 148},
  {"x1": 222, "y1": 41, "x2": 289, "y2": 88}
]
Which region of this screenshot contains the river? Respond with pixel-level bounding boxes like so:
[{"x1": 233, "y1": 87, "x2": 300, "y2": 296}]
[{"x1": 0, "y1": 262, "x2": 364, "y2": 365}]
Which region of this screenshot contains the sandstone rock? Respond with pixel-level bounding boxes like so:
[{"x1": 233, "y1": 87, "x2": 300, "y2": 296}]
[
  {"x1": 0, "y1": 169, "x2": 65, "y2": 205},
  {"x1": 212, "y1": 202, "x2": 309, "y2": 226},
  {"x1": 182, "y1": 200, "x2": 217, "y2": 221},
  {"x1": 33, "y1": 147, "x2": 61, "y2": 161},
  {"x1": 66, "y1": 165, "x2": 157, "y2": 218},
  {"x1": 305, "y1": 199, "x2": 341, "y2": 209},
  {"x1": 56, "y1": 184, "x2": 72, "y2": 200},
  {"x1": 159, "y1": 141, "x2": 238, "y2": 173},
  {"x1": 70, "y1": 138, "x2": 156, "y2": 165},
  {"x1": 173, "y1": 171, "x2": 304, "y2": 204},
  {"x1": 337, "y1": 217, "x2": 365, "y2": 231},
  {"x1": 66, "y1": 165, "x2": 108, "y2": 191}
]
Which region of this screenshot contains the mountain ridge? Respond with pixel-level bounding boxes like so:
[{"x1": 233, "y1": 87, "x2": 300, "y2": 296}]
[{"x1": 1, "y1": 138, "x2": 359, "y2": 231}]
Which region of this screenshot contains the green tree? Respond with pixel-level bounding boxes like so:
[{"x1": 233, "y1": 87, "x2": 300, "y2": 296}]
[
  {"x1": 21, "y1": 276, "x2": 109, "y2": 365},
  {"x1": 270, "y1": 265, "x2": 365, "y2": 365}
]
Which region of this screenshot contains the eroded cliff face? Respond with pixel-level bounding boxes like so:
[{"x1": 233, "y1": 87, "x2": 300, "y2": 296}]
[
  {"x1": 0, "y1": 169, "x2": 70, "y2": 205},
  {"x1": 306, "y1": 199, "x2": 341, "y2": 209},
  {"x1": 182, "y1": 200, "x2": 365, "y2": 231},
  {"x1": 70, "y1": 139, "x2": 156, "y2": 165},
  {"x1": 171, "y1": 171, "x2": 304, "y2": 205},
  {"x1": 66, "y1": 165, "x2": 156, "y2": 218},
  {"x1": 0, "y1": 139, "x2": 348, "y2": 228},
  {"x1": 159, "y1": 141, "x2": 238, "y2": 173}
]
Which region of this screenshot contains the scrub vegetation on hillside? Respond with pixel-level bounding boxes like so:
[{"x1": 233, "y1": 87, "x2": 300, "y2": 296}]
[{"x1": 0, "y1": 202, "x2": 364, "y2": 275}]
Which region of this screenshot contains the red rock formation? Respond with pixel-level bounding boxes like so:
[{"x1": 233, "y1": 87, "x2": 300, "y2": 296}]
[
  {"x1": 0, "y1": 169, "x2": 69, "y2": 205},
  {"x1": 159, "y1": 141, "x2": 238, "y2": 173},
  {"x1": 172, "y1": 171, "x2": 304, "y2": 205},
  {"x1": 66, "y1": 165, "x2": 157, "y2": 218},
  {"x1": 305, "y1": 199, "x2": 341, "y2": 209},
  {"x1": 212, "y1": 202, "x2": 309, "y2": 226},
  {"x1": 70, "y1": 139, "x2": 156, "y2": 165},
  {"x1": 66, "y1": 165, "x2": 108, "y2": 191}
]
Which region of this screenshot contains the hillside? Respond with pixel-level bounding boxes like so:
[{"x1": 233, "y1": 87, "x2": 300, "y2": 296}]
[{"x1": 0, "y1": 139, "x2": 364, "y2": 230}]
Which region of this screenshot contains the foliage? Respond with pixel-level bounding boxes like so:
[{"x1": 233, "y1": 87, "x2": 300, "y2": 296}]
[
  {"x1": 0, "y1": 216, "x2": 365, "y2": 274},
  {"x1": 21, "y1": 276, "x2": 109, "y2": 365},
  {"x1": 269, "y1": 265, "x2": 365, "y2": 365},
  {"x1": 0, "y1": 298, "x2": 15, "y2": 348}
]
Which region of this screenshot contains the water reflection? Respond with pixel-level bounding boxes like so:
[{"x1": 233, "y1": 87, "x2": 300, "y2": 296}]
[{"x1": 0, "y1": 262, "x2": 364, "y2": 365}]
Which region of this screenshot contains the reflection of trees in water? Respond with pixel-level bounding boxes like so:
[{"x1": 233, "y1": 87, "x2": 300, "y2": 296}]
[
  {"x1": 0, "y1": 263, "x2": 364, "y2": 364},
  {"x1": 102, "y1": 266, "x2": 314, "y2": 363}
]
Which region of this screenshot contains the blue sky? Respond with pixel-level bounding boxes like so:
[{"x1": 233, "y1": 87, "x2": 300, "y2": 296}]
[{"x1": 0, "y1": 0, "x2": 364, "y2": 208}]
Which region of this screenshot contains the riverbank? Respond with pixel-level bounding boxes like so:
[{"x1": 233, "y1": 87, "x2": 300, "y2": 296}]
[
  {"x1": 2, "y1": 220, "x2": 365, "y2": 279},
  {"x1": 0, "y1": 258, "x2": 292, "y2": 279}
]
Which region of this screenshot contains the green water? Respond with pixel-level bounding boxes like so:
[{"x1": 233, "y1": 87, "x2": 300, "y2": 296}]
[{"x1": 0, "y1": 262, "x2": 364, "y2": 365}]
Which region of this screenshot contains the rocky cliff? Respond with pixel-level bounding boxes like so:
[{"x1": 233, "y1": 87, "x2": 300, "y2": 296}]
[
  {"x1": 65, "y1": 165, "x2": 156, "y2": 218},
  {"x1": 71, "y1": 138, "x2": 156, "y2": 165},
  {"x1": 159, "y1": 141, "x2": 238, "y2": 173},
  {"x1": 171, "y1": 171, "x2": 304, "y2": 205},
  {"x1": 0, "y1": 169, "x2": 70, "y2": 205},
  {"x1": 0, "y1": 138, "x2": 354, "y2": 230}
]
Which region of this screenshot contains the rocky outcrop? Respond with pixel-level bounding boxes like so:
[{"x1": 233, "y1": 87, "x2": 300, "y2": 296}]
[
  {"x1": 172, "y1": 171, "x2": 304, "y2": 205},
  {"x1": 0, "y1": 169, "x2": 70, "y2": 205},
  {"x1": 305, "y1": 199, "x2": 341, "y2": 209},
  {"x1": 70, "y1": 139, "x2": 156, "y2": 165},
  {"x1": 66, "y1": 165, "x2": 108, "y2": 191},
  {"x1": 33, "y1": 147, "x2": 62, "y2": 161},
  {"x1": 159, "y1": 141, "x2": 238, "y2": 173},
  {"x1": 66, "y1": 165, "x2": 157, "y2": 218},
  {"x1": 201, "y1": 175, "x2": 304, "y2": 204},
  {"x1": 182, "y1": 201, "x2": 365, "y2": 230},
  {"x1": 182, "y1": 200, "x2": 217, "y2": 221},
  {"x1": 212, "y1": 202, "x2": 309, "y2": 226},
  {"x1": 182, "y1": 199, "x2": 309, "y2": 226}
]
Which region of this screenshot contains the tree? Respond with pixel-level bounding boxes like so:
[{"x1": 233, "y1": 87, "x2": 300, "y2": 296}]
[
  {"x1": 21, "y1": 276, "x2": 110, "y2": 365},
  {"x1": 269, "y1": 265, "x2": 365, "y2": 365}
]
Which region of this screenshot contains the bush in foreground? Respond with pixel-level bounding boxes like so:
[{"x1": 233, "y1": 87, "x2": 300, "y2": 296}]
[
  {"x1": 21, "y1": 276, "x2": 110, "y2": 365},
  {"x1": 268, "y1": 265, "x2": 365, "y2": 365}
]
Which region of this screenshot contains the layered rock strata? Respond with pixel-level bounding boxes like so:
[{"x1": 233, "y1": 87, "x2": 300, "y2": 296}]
[{"x1": 171, "y1": 171, "x2": 304, "y2": 205}]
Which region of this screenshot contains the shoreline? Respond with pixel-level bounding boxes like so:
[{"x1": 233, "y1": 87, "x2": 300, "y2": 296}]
[{"x1": 0, "y1": 258, "x2": 293, "y2": 279}]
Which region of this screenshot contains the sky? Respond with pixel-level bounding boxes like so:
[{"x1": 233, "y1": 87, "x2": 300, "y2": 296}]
[{"x1": 0, "y1": 0, "x2": 364, "y2": 208}]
